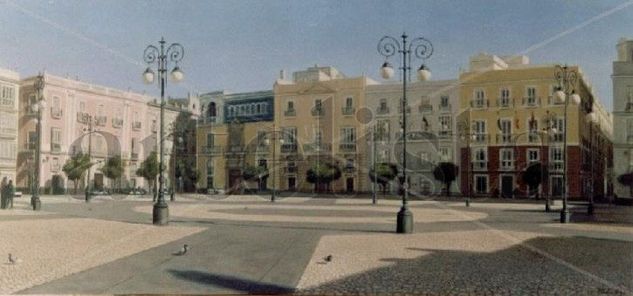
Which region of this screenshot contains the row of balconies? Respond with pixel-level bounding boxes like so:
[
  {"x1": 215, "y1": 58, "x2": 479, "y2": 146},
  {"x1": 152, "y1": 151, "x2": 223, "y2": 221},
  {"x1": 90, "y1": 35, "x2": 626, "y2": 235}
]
[
  {"x1": 470, "y1": 160, "x2": 564, "y2": 172},
  {"x1": 374, "y1": 104, "x2": 452, "y2": 116},
  {"x1": 76, "y1": 112, "x2": 141, "y2": 130},
  {"x1": 467, "y1": 133, "x2": 564, "y2": 144},
  {"x1": 199, "y1": 142, "x2": 358, "y2": 156},
  {"x1": 470, "y1": 96, "x2": 563, "y2": 109},
  {"x1": 283, "y1": 107, "x2": 357, "y2": 117}
]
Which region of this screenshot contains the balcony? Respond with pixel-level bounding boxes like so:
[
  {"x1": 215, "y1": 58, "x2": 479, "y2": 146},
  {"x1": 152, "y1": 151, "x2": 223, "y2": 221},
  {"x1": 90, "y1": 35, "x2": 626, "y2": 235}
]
[
  {"x1": 95, "y1": 116, "x2": 107, "y2": 126},
  {"x1": 20, "y1": 142, "x2": 36, "y2": 153},
  {"x1": 496, "y1": 133, "x2": 513, "y2": 144},
  {"x1": 398, "y1": 106, "x2": 411, "y2": 114},
  {"x1": 499, "y1": 161, "x2": 515, "y2": 171},
  {"x1": 470, "y1": 99, "x2": 489, "y2": 109},
  {"x1": 284, "y1": 109, "x2": 296, "y2": 117},
  {"x1": 130, "y1": 152, "x2": 138, "y2": 160},
  {"x1": 51, "y1": 143, "x2": 62, "y2": 153},
  {"x1": 303, "y1": 142, "x2": 331, "y2": 153},
  {"x1": 439, "y1": 103, "x2": 451, "y2": 111},
  {"x1": 472, "y1": 133, "x2": 489, "y2": 144},
  {"x1": 281, "y1": 143, "x2": 297, "y2": 154},
  {"x1": 472, "y1": 161, "x2": 488, "y2": 171},
  {"x1": 418, "y1": 104, "x2": 433, "y2": 113},
  {"x1": 342, "y1": 106, "x2": 355, "y2": 115},
  {"x1": 285, "y1": 166, "x2": 297, "y2": 174},
  {"x1": 203, "y1": 146, "x2": 223, "y2": 155},
  {"x1": 339, "y1": 143, "x2": 356, "y2": 153},
  {"x1": 344, "y1": 166, "x2": 355, "y2": 174},
  {"x1": 226, "y1": 146, "x2": 244, "y2": 154},
  {"x1": 438, "y1": 130, "x2": 452, "y2": 138},
  {"x1": 51, "y1": 108, "x2": 63, "y2": 119},
  {"x1": 497, "y1": 97, "x2": 513, "y2": 108},
  {"x1": 112, "y1": 118, "x2": 123, "y2": 128},
  {"x1": 198, "y1": 116, "x2": 217, "y2": 124},
  {"x1": 77, "y1": 112, "x2": 90, "y2": 124},
  {"x1": 132, "y1": 121, "x2": 142, "y2": 130},
  {"x1": 311, "y1": 107, "x2": 324, "y2": 117},
  {"x1": 522, "y1": 97, "x2": 541, "y2": 107},
  {"x1": 376, "y1": 107, "x2": 390, "y2": 115},
  {"x1": 549, "y1": 162, "x2": 564, "y2": 172}
]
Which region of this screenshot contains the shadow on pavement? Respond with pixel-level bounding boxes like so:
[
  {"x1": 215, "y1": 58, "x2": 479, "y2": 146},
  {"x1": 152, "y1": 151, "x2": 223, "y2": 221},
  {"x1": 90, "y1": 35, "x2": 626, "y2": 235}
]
[
  {"x1": 167, "y1": 269, "x2": 295, "y2": 294},
  {"x1": 297, "y1": 236, "x2": 632, "y2": 295},
  {"x1": 170, "y1": 219, "x2": 394, "y2": 234}
]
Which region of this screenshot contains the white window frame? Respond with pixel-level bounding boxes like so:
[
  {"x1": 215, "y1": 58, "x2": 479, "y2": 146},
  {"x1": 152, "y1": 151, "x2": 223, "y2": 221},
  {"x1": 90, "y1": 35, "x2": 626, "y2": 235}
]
[{"x1": 500, "y1": 148, "x2": 514, "y2": 170}]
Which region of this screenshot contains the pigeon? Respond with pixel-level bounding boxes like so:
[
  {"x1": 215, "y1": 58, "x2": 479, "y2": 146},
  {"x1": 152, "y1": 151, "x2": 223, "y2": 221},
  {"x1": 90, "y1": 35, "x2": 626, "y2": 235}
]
[
  {"x1": 173, "y1": 244, "x2": 189, "y2": 256},
  {"x1": 8, "y1": 253, "x2": 21, "y2": 264},
  {"x1": 323, "y1": 255, "x2": 332, "y2": 263}
]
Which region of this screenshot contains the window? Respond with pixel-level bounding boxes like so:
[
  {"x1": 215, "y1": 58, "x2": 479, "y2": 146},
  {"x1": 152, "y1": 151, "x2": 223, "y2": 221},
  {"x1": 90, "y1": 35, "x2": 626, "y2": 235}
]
[
  {"x1": 28, "y1": 131, "x2": 37, "y2": 150},
  {"x1": 473, "y1": 120, "x2": 486, "y2": 142},
  {"x1": 208, "y1": 102, "x2": 217, "y2": 117},
  {"x1": 51, "y1": 128, "x2": 62, "y2": 152},
  {"x1": 527, "y1": 149, "x2": 540, "y2": 165},
  {"x1": 439, "y1": 115, "x2": 451, "y2": 136},
  {"x1": 550, "y1": 147, "x2": 564, "y2": 171},
  {"x1": 500, "y1": 88, "x2": 510, "y2": 107},
  {"x1": 131, "y1": 138, "x2": 138, "y2": 157},
  {"x1": 475, "y1": 175, "x2": 488, "y2": 194},
  {"x1": 257, "y1": 131, "x2": 267, "y2": 146},
  {"x1": 439, "y1": 147, "x2": 451, "y2": 161},
  {"x1": 552, "y1": 118, "x2": 564, "y2": 142},
  {"x1": 474, "y1": 89, "x2": 485, "y2": 107},
  {"x1": 315, "y1": 99, "x2": 322, "y2": 110},
  {"x1": 420, "y1": 152, "x2": 429, "y2": 162},
  {"x1": 526, "y1": 87, "x2": 537, "y2": 105},
  {"x1": 0, "y1": 84, "x2": 15, "y2": 107},
  {"x1": 473, "y1": 147, "x2": 487, "y2": 169},
  {"x1": 287, "y1": 101, "x2": 294, "y2": 111},
  {"x1": 341, "y1": 127, "x2": 356, "y2": 143},
  {"x1": 500, "y1": 148, "x2": 514, "y2": 170},
  {"x1": 282, "y1": 127, "x2": 297, "y2": 144},
  {"x1": 376, "y1": 120, "x2": 390, "y2": 141},
  {"x1": 499, "y1": 119, "x2": 512, "y2": 143},
  {"x1": 258, "y1": 159, "x2": 268, "y2": 168},
  {"x1": 440, "y1": 96, "x2": 449, "y2": 108},
  {"x1": 206, "y1": 133, "x2": 215, "y2": 147},
  {"x1": 379, "y1": 98, "x2": 388, "y2": 113},
  {"x1": 345, "y1": 97, "x2": 353, "y2": 108}
]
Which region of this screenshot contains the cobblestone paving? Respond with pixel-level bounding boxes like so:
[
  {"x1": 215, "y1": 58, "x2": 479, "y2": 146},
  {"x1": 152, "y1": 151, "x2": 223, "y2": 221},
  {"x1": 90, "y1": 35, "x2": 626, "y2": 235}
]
[{"x1": 0, "y1": 199, "x2": 204, "y2": 294}]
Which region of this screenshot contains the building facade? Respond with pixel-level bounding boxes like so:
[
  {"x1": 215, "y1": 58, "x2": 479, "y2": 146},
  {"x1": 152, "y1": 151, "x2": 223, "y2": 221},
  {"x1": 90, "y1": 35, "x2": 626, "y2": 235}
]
[
  {"x1": 16, "y1": 73, "x2": 190, "y2": 194},
  {"x1": 458, "y1": 53, "x2": 613, "y2": 200},
  {"x1": 0, "y1": 68, "x2": 20, "y2": 184},
  {"x1": 365, "y1": 79, "x2": 460, "y2": 196},
  {"x1": 196, "y1": 90, "x2": 274, "y2": 193},
  {"x1": 273, "y1": 66, "x2": 372, "y2": 193},
  {"x1": 612, "y1": 38, "x2": 633, "y2": 199}
]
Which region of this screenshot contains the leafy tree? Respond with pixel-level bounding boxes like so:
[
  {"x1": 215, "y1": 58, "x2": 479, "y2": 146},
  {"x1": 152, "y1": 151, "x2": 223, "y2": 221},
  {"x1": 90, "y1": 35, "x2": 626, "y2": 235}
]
[
  {"x1": 369, "y1": 162, "x2": 398, "y2": 195},
  {"x1": 433, "y1": 162, "x2": 459, "y2": 196},
  {"x1": 136, "y1": 151, "x2": 159, "y2": 193},
  {"x1": 100, "y1": 155, "x2": 125, "y2": 192},
  {"x1": 617, "y1": 172, "x2": 633, "y2": 197},
  {"x1": 306, "y1": 163, "x2": 342, "y2": 193},
  {"x1": 62, "y1": 153, "x2": 92, "y2": 194},
  {"x1": 521, "y1": 162, "x2": 548, "y2": 198}
]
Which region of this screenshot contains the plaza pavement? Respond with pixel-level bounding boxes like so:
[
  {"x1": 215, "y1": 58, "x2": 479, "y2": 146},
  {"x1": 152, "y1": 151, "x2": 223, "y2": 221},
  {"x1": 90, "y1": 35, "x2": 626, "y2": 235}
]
[{"x1": 0, "y1": 193, "x2": 631, "y2": 295}]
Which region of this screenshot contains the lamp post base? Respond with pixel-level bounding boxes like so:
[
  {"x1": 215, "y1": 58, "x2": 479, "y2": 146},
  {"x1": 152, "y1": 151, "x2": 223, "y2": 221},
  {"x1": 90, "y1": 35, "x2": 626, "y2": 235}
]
[
  {"x1": 545, "y1": 200, "x2": 551, "y2": 212},
  {"x1": 560, "y1": 208, "x2": 570, "y2": 223},
  {"x1": 588, "y1": 203, "x2": 594, "y2": 216},
  {"x1": 465, "y1": 197, "x2": 470, "y2": 207},
  {"x1": 85, "y1": 191, "x2": 91, "y2": 202},
  {"x1": 153, "y1": 201, "x2": 169, "y2": 225},
  {"x1": 31, "y1": 196, "x2": 41, "y2": 211},
  {"x1": 396, "y1": 207, "x2": 413, "y2": 233},
  {"x1": 271, "y1": 190, "x2": 276, "y2": 202}
]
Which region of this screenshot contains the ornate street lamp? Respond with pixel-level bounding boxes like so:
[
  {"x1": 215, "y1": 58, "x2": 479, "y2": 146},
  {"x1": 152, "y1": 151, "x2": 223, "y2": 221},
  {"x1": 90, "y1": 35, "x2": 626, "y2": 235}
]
[
  {"x1": 378, "y1": 33, "x2": 433, "y2": 233},
  {"x1": 143, "y1": 37, "x2": 184, "y2": 225},
  {"x1": 30, "y1": 74, "x2": 46, "y2": 211},
  {"x1": 457, "y1": 120, "x2": 477, "y2": 207},
  {"x1": 83, "y1": 115, "x2": 97, "y2": 202},
  {"x1": 554, "y1": 65, "x2": 581, "y2": 224}
]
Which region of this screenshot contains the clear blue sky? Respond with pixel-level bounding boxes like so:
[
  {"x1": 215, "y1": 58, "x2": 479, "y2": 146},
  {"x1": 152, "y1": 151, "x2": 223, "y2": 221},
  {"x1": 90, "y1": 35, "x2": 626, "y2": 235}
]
[{"x1": 0, "y1": 0, "x2": 631, "y2": 111}]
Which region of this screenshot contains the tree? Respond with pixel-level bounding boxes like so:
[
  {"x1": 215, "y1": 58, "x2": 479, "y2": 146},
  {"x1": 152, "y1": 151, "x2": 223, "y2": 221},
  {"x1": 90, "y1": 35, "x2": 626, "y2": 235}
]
[
  {"x1": 306, "y1": 163, "x2": 342, "y2": 193},
  {"x1": 617, "y1": 172, "x2": 633, "y2": 197},
  {"x1": 433, "y1": 162, "x2": 459, "y2": 197},
  {"x1": 62, "y1": 153, "x2": 92, "y2": 194},
  {"x1": 136, "y1": 151, "x2": 159, "y2": 193},
  {"x1": 369, "y1": 162, "x2": 398, "y2": 195},
  {"x1": 242, "y1": 165, "x2": 269, "y2": 191},
  {"x1": 100, "y1": 155, "x2": 125, "y2": 192},
  {"x1": 521, "y1": 162, "x2": 548, "y2": 198}
]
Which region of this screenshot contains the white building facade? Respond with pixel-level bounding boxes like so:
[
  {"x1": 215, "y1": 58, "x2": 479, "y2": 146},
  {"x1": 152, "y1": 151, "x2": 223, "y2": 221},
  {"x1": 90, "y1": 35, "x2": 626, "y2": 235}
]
[
  {"x1": 0, "y1": 68, "x2": 20, "y2": 184},
  {"x1": 613, "y1": 38, "x2": 633, "y2": 199}
]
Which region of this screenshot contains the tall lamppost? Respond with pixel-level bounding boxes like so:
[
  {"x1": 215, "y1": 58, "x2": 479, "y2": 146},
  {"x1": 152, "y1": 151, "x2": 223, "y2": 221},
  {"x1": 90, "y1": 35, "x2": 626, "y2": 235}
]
[
  {"x1": 30, "y1": 74, "x2": 46, "y2": 211},
  {"x1": 143, "y1": 38, "x2": 184, "y2": 225},
  {"x1": 457, "y1": 120, "x2": 476, "y2": 207},
  {"x1": 83, "y1": 115, "x2": 98, "y2": 202},
  {"x1": 554, "y1": 65, "x2": 581, "y2": 224},
  {"x1": 378, "y1": 33, "x2": 433, "y2": 233},
  {"x1": 265, "y1": 124, "x2": 284, "y2": 202},
  {"x1": 367, "y1": 124, "x2": 378, "y2": 205},
  {"x1": 585, "y1": 110, "x2": 598, "y2": 215}
]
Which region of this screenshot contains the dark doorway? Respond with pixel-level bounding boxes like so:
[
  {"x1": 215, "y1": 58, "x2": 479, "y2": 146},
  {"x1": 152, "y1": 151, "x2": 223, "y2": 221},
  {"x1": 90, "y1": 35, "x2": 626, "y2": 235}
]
[
  {"x1": 288, "y1": 177, "x2": 296, "y2": 191},
  {"x1": 346, "y1": 178, "x2": 354, "y2": 193},
  {"x1": 501, "y1": 175, "x2": 513, "y2": 198},
  {"x1": 94, "y1": 173, "x2": 104, "y2": 190},
  {"x1": 228, "y1": 169, "x2": 241, "y2": 193},
  {"x1": 551, "y1": 176, "x2": 563, "y2": 197}
]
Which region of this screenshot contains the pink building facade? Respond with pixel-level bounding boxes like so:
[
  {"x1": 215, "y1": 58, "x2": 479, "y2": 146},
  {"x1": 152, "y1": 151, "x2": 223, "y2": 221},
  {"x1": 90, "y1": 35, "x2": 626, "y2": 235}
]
[{"x1": 17, "y1": 74, "x2": 195, "y2": 194}]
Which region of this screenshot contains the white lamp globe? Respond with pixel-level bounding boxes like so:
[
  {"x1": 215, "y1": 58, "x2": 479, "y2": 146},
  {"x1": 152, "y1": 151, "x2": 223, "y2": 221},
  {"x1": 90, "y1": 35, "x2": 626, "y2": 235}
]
[
  {"x1": 550, "y1": 127, "x2": 558, "y2": 134},
  {"x1": 417, "y1": 64, "x2": 431, "y2": 81},
  {"x1": 570, "y1": 93, "x2": 581, "y2": 105},
  {"x1": 471, "y1": 134, "x2": 477, "y2": 141},
  {"x1": 143, "y1": 67, "x2": 155, "y2": 84},
  {"x1": 170, "y1": 66, "x2": 184, "y2": 82},
  {"x1": 279, "y1": 138, "x2": 285, "y2": 145},
  {"x1": 380, "y1": 62, "x2": 394, "y2": 80},
  {"x1": 264, "y1": 138, "x2": 270, "y2": 146},
  {"x1": 555, "y1": 88, "x2": 566, "y2": 104}
]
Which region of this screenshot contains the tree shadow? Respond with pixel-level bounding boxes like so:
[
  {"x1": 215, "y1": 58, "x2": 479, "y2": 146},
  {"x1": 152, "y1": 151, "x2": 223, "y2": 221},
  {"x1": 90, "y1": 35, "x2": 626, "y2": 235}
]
[
  {"x1": 298, "y1": 236, "x2": 632, "y2": 295},
  {"x1": 167, "y1": 269, "x2": 294, "y2": 294}
]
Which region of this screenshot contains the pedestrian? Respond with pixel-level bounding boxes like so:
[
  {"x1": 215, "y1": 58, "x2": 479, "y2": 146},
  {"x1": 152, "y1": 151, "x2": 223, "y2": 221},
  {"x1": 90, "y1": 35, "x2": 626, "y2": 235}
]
[
  {"x1": 6, "y1": 180, "x2": 14, "y2": 209},
  {"x1": 0, "y1": 177, "x2": 7, "y2": 209}
]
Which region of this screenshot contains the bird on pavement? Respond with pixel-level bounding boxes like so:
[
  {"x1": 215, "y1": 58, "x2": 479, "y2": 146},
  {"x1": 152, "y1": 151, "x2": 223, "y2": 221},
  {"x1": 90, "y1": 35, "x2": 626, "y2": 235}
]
[
  {"x1": 323, "y1": 255, "x2": 332, "y2": 263},
  {"x1": 8, "y1": 253, "x2": 22, "y2": 264},
  {"x1": 173, "y1": 244, "x2": 189, "y2": 256}
]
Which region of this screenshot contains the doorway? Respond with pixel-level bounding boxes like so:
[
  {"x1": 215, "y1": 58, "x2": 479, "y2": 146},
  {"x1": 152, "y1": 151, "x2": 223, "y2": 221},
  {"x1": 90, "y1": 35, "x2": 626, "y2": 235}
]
[
  {"x1": 346, "y1": 178, "x2": 354, "y2": 193},
  {"x1": 501, "y1": 175, "x2": 513, "y2": 198},
  {"x1": 94, "y1": 173, "x2": 104, "y2": 190},
  {"x1": 551, "y1": 176, "x2": 563, "y2": 198}
]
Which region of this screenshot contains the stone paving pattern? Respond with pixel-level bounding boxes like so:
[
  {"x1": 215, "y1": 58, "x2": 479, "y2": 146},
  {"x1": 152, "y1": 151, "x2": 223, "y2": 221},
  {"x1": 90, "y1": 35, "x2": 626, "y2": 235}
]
[{"x1": 0, "y1": 194, "x2": 630, "y2": 295}]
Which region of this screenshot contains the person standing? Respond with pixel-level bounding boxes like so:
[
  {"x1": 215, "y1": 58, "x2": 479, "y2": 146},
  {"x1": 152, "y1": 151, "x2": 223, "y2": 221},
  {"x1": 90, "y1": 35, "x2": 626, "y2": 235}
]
[
  {"x1": 6, "y1": 180, "x2": 14, "y2": 209},
  {"x1": 0, "y1": 177, "x2": 7, "y2": 209}
]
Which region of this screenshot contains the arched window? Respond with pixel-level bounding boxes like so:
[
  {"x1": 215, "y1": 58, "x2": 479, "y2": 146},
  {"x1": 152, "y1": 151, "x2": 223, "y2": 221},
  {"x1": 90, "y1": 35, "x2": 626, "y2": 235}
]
[{"x1": 208, "y1": 102, "x2": 217, "y2": 117}]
